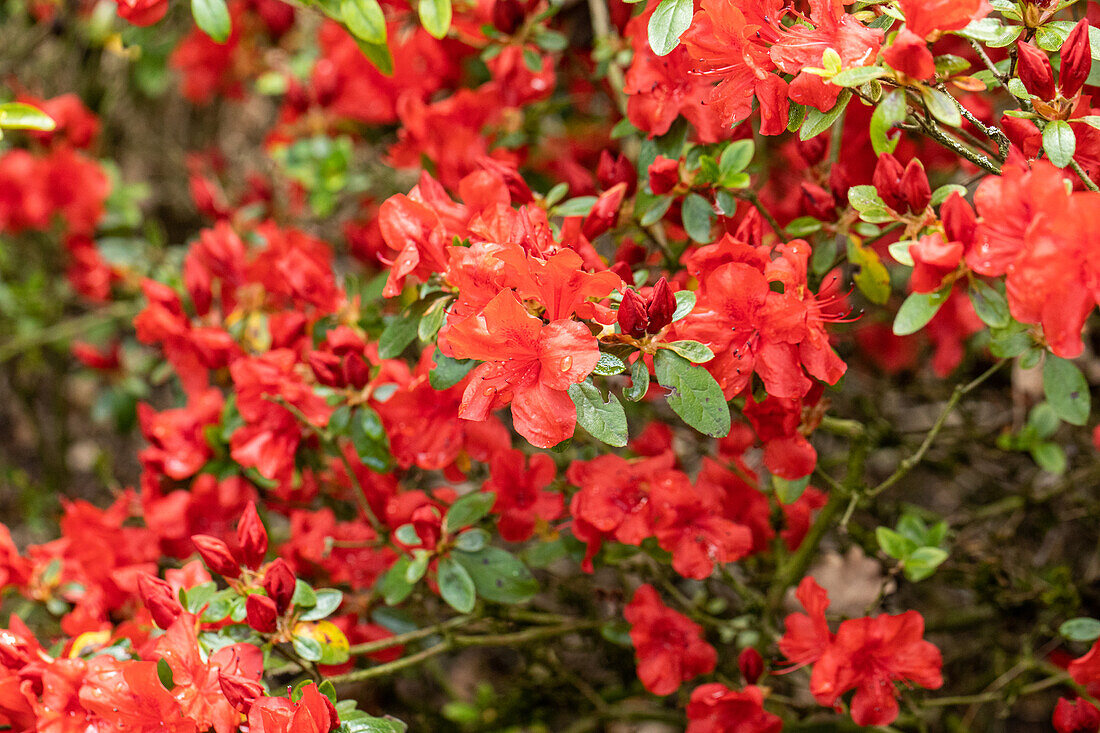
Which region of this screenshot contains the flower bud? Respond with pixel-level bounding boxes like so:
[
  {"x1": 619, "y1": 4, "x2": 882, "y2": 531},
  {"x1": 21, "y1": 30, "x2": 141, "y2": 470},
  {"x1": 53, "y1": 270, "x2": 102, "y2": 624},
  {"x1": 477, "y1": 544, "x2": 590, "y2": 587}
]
[
  {"x1": 1016, "y1": 41, "x2": 1056, "y2": 100},
  {"x1": 246, "y1": 593, "x2": 279, "y2": 633},
  {"x1": 582, "y1": 183, "x2": 626, "y2": 240},
  {"x1": 308, "y1": 351, "x2": 344, "y2": 388},
  {"x1": 342, "y1": 354, "x2": 372, "y2": 390},
  {"x1": 596, "y1": 151, "x2": 636, "y2": 195},
  {"x1": 645, "y1": 277, "x2": 676, "y2": 334},
  {"x1": 800, "y1": 182, "x2": 836, "y2": 221},
  {"x1": 491, "y1": 0, "x2": 525, "y2": 35},
  {"x1": 218, "y1": 670, "x2": 266, "y2": 713},
  {"x1": 137, "y1": 574, "x2": 183, "y2": 630},
  {"x1": 263, "y1": 559, "x2": 297, "y2": 614},
  {"x1": 901, "y1": 159, "x2": 931, "y2": 213},
  {"x1": 192, "y1": 534, "x2": 241, "y2": 579},
  {"x1": 236, "y1": 502, "x2": 268, "y2": 570},
  {"x1": 1060, "y1": 19, "x2": 1092, "y2": 98},
  {"x1": 872, "y1": 154, "x2": 906, "y2": 212},
  {"x1": 617, "y1": 289, "x2": 649, "y2": 338},
  {"x1": 411, "y1": 505, "x2": 442, "y2": 549},
  {"x1": 647, "y1": 156, "x2": 680, "y2": 195},
  {"x1": 738, "y1": 647, "x2": 764, "y2": 684},
  {"x1": 941, "y1": 192, "x2": 976, "y2": 245}
]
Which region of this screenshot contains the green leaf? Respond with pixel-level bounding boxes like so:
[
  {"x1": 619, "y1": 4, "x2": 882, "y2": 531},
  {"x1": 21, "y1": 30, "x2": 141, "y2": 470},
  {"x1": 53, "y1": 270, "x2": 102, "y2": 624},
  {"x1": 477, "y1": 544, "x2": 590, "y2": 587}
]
[
  {"x1": 831, "y1": 65, "x2": 888, "y2": 87},
  {"x1": 719, "y1": 139, "x2": 754, "y2": 176},
  {"x1": 876, "y1": 527, "x2": 918, "y2": 560},
  {"x1": 191, "y1": 0, "x2": 231, "y2": 42},
  {"x1": 395, "y1": 523, "x2": 420, "y2": 546},
  {"x1": 1061, "y1": 617, "x2": 1100, "y2": 643},
  {"x1": 903, "y1": 546, "x2": 949, "y2": 582},
  {"x1": 592, "y1": 352, "x2": 627, "y2": 376},
  {"x1": 800, "y1": 90, "x2": 851, "y2": 141},
  {"x1": 378, "y1": 557, "x2": 415, "y2": 605},
  {"x1": 157, "y1": 657, "x2": 175, "y2": 690},
  {"x1": 340, "y1": 716, "x2": 409, "y2": 733},
  {"x1": 623, "y1": 357, "x2": 650, "y2": 402},
  {"x1": 848, "y1": 185, "x2": 888, "y2": 213},
  {"x1": 354, "y1": 38, "x2": 394, "y2": 76},
  {"x1": 1028, "y1": 402, "x2": 1060, "y2": 440},
  {"x1": 292, "y1": 579, "x2": 318, "y2": 608},
  {"x1": 437, "y1": 557, "x2": 477, "y2": 613},
  {"x1": 342, "y1": 0, "x2": 387, "y2": 43},
  {"x1": 647, "y1": 0, "x2": 692, "y2": 56},
  {"x1": 555, "y1": 196, "x2": 598, "y2": 216},
  {"x1": 681, "y1": 193, "x2": 715, "y2": 243},
  {"x1": 893, "y1": 288, "x2": 950, "y2": 336},
  {"x1": 349, "y1": 405, "x2": 391, "y2": 472},
  {"x1": 417, "y1": 0, "x2": 451, "y2": 38},
  {"x1": 659, "y1": 340, "x2": 714, "y2": 363},
  {"x1": 931, "y1": 183, "x2": 968, "y2": 207},
  {"x1": 378, "y1": 306, "x2": 422, "y2": 359},
  {"x1": 888, "y1": 240, "x2": 915, "y2": 266},
  {"x1": 773, "y1": 475, "x2": 810, "y2": 504},
  {"x1": 653, "y1": 349, "x2": 730, "y2": 438},
  {"x1": 299, "y1": 589, "x2": 343, "y2": 621},
  {"x1": 1031, "y1": 441, "x2": 1067, "y2": 474},
  {"x1": 786, "y1": 216, "x2": 823, "y2": 237},
  {"x1": 672, "y1": 291, "x2": 696, "y2": 321},
  {"x1": 967, "y1": 280, "x2": 1010, "y2": 328},
  {"x1": 921, "y1": 87, "x2": 961, "y2": 127},
  {"x1": 452, "y1": 547, "x2": 538, "y2": 604},
  {"x1": 293, "y1": 634, "x2": 324, "y2": 662},
  {"x1": 569, "y1": 380, "x2": 629, "y2": 447},
  {"x1": 1043, "y1": 355, "x2": 1091, "y2": 426},
  {"x1": 0, "y1": 103, "x2": 55, "y2": 131},
  {"x1": 418, "y1": 298, "x2": 449, "y2": 343},
  {"x1": 405, "y1": 552, "x2": 430, "y2": 584},
  {"x1": 444, "y1": 492, "x2": 496, "y2": 534},
  {"x1": 454, "y1": 528, "x2": 489, "y2": 552},
  {"x1": 429, "y1": 349, "x2": 476, "y2": 390},
  {"x1": 1043, "y1": 120, "x2": 1076, "y2": 168}
]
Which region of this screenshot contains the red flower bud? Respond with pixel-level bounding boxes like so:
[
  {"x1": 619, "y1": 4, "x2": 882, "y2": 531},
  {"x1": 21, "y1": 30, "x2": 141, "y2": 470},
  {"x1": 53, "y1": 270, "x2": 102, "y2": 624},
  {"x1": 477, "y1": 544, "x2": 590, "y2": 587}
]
[
  {"x1": 219, "y1": 671, "x2": 266, "y2": 713},
  {"x1": 342, "y1": 354, "x2": 371, "y2": 390},
  {"x1": 236, "y1": 502, "x2": 268, "y2": 570},
  {"x1": 411, "y1": 505, "x2": 442, "y2": 549},
  {"x1": 308, "y1": 351, "x2": 344, "y2": 388},
  {"x1": 941, "y1": 192, "x2": 976, "y2": 245},
  {"x1": 1016, "y1": 41, "x2": 1056, "y2": 100},
  {"x1": 738, "y1": 647, "x2": 764, "y2": 685},
  {"x1": 645, "y1": 277, "x2": 676, "y2": 334},
  {"x1": 582, "y1": 183, "x2": 627, "y2": 240},
  {"x1": 1060, "y1": 19, "x2": 1092, "y2": 98},
  {"x1": 246, "y1": 593, "x2": 279, "y2": 633},
  {"x1": 647, "y1": 156, "x2": 680, "y2": 195},
  {"x1": 883, "y1": 27, "x2": 935, "y2": 80},
  {"x1": 192, "y1": 534, "x2": 241, "y2": 579},
  {"x1": 872, "y1": 154, "x2": 906, "y2": 212},
  {"x1": 263, "y1": 559, "x2": 297, "y2": 614},
  {"x1": 800, "y1": 182, "x2": 836, "y2": 221},
  {"x1": 491, "y1": 0, "x2": 525, "y2": 34},
  {"x1": 617, "y1": 289, "x2": 649, "y2": 338},
  {"x1": 137, "y1": 574, "x2": 183, "y2": 630},
  {"x1": 901, "y1": 159, "x2": 931, "y2": 213},
  {"x1": 597, "y1": 151, "x2": 636, "y2": 195}
]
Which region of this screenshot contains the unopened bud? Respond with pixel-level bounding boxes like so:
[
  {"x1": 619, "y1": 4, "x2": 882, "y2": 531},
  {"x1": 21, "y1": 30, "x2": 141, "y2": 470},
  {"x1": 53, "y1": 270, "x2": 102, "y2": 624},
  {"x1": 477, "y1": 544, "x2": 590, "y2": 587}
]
[
  {"x1": 246, "y1": 593, "x2": 279, "y2": 633},
  {"x1": 617, "y1": 289, "x2": 649, "y2": 338},
  {"x1": 491, "y1": 0, "x2": 525, "y2": 35},
  {"x1": 901, "y1": 159, "x2": 931, "y2": 213},
  {"x1": 1060, "y1": 19, "x2": 1092, "y2": 98},
  {"x1": 192, "y1": 534, "x2": 241, "y2": 579},
  {"x1": 582, "y1": 183, "x2": 626, "y2": 240},
  {"x1": 236, "y1": 502, "x2": 268, "y2": 570},
  {"x1": 645, "y1": 278, "x2": 676, "y2": 334},
  {"x1": 263, "y1": 559, "x2": 297, "y2": 614},
  {"x1": 738, "y1": 647, "x2": 764, "y2": 684},
  {"x1": 647, "y1": 156, "x2": 680, "y2": 196},
  {"x1": 1016, "y1": 41, "x2": 1056, "y2": 100},
  {"x1": 941, "y1": 192, "x2": 976, "y2": 245},
  {"x1": 308, "y1": 352, "x2": 344, "y2": 388},
  {"x1": 596, "y1": 151, "x2": 636, "y2": 195},
  {"x1": 137, "y1": 574, "x2": 183, "y2": 630},
  {"x1": 872, "y1": 154, "x2": 906, "y2": 212}
]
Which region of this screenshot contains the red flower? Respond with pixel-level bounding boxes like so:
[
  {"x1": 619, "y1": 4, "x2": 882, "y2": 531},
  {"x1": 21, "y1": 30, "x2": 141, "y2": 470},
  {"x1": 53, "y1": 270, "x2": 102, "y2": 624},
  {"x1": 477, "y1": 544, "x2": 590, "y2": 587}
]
[
  {"x1": 898, "y1": 0, "x2": 991, "y2": 39},
  {"x1": 248, "y1": 683, "x2": 338, "y2": 733},
  {"x1": 778, "y1": 576, "x2": 834, "y2": 669},
  {"x1": 1055, "y1": 697, "x2": 1100, "y2": 733},
  {"x1": 444, "y1": 289, "x2": 599, "y2": 448},
  {"x1": 483, "y1": 449, "x2": 562, "y2": 542},
  {"x1": 686, "y1": 683, "x2": 783, "y2": 733},
  {"x1": 624, "y1": 584, "x2": 717, "y2": 695},
  {"x1": 884, "y1": 28, "x2": 934, "y2": 81}
]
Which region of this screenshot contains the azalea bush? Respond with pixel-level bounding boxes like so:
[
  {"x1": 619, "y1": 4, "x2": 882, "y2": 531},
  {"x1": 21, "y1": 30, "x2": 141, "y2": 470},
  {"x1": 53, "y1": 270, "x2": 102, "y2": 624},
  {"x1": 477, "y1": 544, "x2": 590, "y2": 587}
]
[{"x1": 7, "y1": 0, "x2": 1100, "y2": 729}]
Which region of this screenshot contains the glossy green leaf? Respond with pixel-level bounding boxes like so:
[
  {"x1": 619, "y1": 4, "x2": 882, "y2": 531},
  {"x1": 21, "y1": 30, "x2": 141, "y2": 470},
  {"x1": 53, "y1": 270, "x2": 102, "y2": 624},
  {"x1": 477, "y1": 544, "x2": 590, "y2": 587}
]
[
  {"x1": 623, "y1": 357, "x2": 650, "y2": 402},
  {"x1": 1043, "y1": 355, "x2": 1091, "y2": 426},
  {"x1": 647, "y1": 0, "x2": 692, "y2": 56},
  {"x1": 452, "y1": 547, "x2": 538, "y2": 604},
  {"x1": 1043, "y1": 120, "x2": 1076, "y2": 168},
  {"x1": 437, "y1": 557, "x2": 476, "y2": 613},
  {"x1": 342, "y1": 0, "x2": 387, "y2": 44},
  {"x1": 893, "y1": 288, "x2": 950, "y2": 336},
  {"x1": 654, "y1": 350, "x2": 730, "y2": 438},
  {"x1": 191, "y1": 0, "x2": 231, "y2": 42},
  {"x1": 418, "y1": 0, "x2": 451, "y2": 38},
  {"x1": 568, "y1": 379, "x2": 629, "y2": 447},
  {"x1": 444, "y1": 491, "x2": 496, "y2": 534}
]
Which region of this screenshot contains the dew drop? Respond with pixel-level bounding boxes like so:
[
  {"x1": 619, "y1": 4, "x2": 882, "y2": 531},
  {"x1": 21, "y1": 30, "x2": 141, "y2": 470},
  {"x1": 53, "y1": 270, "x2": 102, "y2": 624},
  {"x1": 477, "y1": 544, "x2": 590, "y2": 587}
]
[
  {"x1": 482, "y1": 386, "x2": 496, "y2": 397},
  {"x1": 559, "y1": 356, "x2": 573, "y2": 371}
]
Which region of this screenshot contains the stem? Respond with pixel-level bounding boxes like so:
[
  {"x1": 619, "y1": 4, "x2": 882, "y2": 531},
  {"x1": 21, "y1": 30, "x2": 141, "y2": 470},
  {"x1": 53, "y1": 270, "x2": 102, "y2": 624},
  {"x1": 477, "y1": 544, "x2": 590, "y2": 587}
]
[
  {"x1": 867, "y1": 359, "x2": 1007, "y2": 498},
  {"x1": 734, "y1": 189, "x2": 784, "y2": 238},
  {"x1": 0, "y1": 301, "x2": 138, "y2": 364},
  {"x1": 347, "y1": 614, "x2": 475, "y2": 656},
  {"x1": 1070, "y1": 159, "x2": 1100, "y2": 192},
  {"x1": 907, "y1": 113, "x2": 1002, "y2": 176}
]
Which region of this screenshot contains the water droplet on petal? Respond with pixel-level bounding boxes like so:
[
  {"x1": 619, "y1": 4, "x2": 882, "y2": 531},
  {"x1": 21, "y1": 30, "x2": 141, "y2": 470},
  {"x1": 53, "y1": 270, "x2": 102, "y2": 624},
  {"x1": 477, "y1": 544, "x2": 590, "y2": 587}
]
[
  {"x1": 559, "y1": 356, "x2": 573, "y2": 371},
  {"x1": 483, "y1": 386, "x2": 496, "y2": 397}
]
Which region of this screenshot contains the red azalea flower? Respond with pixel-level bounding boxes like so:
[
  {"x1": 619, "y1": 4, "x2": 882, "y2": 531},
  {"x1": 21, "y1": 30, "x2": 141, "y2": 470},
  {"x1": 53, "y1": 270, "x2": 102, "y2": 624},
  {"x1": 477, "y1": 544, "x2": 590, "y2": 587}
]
[
  {"x1": 686, "y1": 683, "x2": 783, "y2": 733},
  {"x1": 624, "y1": 584, "x2": 717, "y2": 695},
  {"x1": 444, "y1": 289, "x2": 599, "y2": 448},
  {"x1": 483, "y1": 449, "x2": 562, "y2": 542}
]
